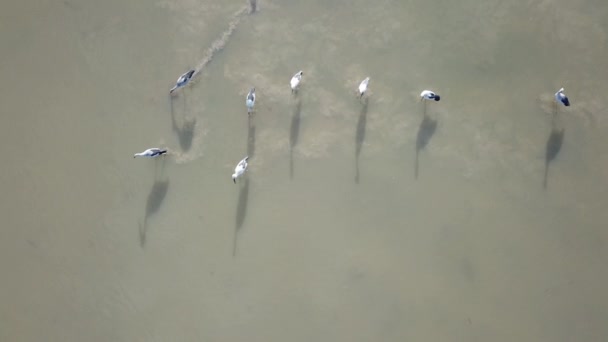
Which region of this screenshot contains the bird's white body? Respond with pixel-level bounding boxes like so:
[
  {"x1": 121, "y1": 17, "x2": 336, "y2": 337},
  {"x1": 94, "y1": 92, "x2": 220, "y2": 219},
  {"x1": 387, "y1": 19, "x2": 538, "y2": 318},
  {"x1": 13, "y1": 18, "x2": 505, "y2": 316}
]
[
  {"x1": 134, "y1": 148, "x2": 167, "y2": 158},
  {"x1": 170, "y1": 69, "x2": 195, "y2": 94},
  {"x1": 420, "y1": 90, "x2": 440, "y2": 101},
  {"x1": 176, "y1": 73, "x2": 190, "y2": 85},
  {"x1": 358, "y1": 77, "x2": 370, "y2": 97},
  {"x1": 246, "y1": 88, "x2": 256, "y2": 114},
  {"x1": 554, "y1": 87, "x2": 570, "y2": 107},
  {"x1": 232, "y1": 156, "x2": 249, "y2": 183},
  {"x1": 290, "y1": 71, "x2": 303, "y2": 93}
]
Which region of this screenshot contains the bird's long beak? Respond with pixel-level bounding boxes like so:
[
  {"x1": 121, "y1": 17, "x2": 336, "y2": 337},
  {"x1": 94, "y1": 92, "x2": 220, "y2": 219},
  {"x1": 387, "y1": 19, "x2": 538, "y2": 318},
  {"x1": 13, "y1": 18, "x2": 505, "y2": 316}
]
[{"x1": 233, "y1": 178, "x2": 236, "y2": 184}]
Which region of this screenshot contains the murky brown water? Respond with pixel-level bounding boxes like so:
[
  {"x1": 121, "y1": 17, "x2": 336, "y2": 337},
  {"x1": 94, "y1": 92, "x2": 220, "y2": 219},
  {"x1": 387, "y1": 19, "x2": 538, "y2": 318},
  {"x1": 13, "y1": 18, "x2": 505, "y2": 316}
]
[{"x1": 1, "y1": 0, "x2": 607, "y2": 341}]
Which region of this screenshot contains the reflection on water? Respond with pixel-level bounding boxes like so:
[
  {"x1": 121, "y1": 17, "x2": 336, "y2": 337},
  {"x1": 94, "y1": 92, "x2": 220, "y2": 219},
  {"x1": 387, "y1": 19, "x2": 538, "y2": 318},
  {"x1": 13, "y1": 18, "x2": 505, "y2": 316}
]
[
  {"x1": 543, "y1": 115, "x2": 565, "y2": 189},
  {"x1": 233, "y1": 177, "x2": 250, "y2": 256},
  {"x1": 170, "y1": 96, "x2": 196, "y2": 152},
  {"x1": 139, "y1": 159, "x2": 169, "y2": 247},
  {"x1": 139, "y1": 178, "x2": 170, "y2": 246},
  {"x1": 355, "y1": 97, "x2": 368, "y2": 183},
  {"x1": 289, "y1": 99, "x2": 302, "y2": 179},
  {"x1": 3, "y1": 0, "x2": 608, "y2": 341},
  {"x1": 247, "y1": 116, "x2": 256, "y2": 157},
  {"x1": 415, "y1": 114, "x2": 437, "y2": 179}
]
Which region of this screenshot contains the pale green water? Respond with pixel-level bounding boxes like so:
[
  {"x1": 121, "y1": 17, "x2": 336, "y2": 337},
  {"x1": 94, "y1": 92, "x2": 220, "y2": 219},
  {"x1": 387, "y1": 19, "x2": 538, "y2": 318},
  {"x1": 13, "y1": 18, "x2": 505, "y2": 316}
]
[{"x1": 1, "y1": 0, "x2": 607, "y2": 341}]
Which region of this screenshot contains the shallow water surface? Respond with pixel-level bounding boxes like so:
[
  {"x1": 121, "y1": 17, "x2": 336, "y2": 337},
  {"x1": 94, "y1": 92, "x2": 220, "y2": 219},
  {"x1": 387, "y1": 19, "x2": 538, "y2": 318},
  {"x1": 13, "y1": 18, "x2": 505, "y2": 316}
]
[{"x1": 1, "y1": 0, "x2": 607, "y2": 341}]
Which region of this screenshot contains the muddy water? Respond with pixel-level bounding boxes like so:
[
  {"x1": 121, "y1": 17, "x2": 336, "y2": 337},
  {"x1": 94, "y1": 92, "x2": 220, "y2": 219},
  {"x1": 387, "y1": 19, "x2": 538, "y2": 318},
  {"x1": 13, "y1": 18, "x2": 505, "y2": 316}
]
[{"x1": 1, "y1": 0, "x2": 607, "y2": 341}]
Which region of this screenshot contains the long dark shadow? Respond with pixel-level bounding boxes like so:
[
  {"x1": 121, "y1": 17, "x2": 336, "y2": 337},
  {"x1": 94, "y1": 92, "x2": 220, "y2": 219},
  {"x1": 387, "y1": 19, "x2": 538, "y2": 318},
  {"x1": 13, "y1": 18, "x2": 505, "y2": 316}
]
[
  {"x1": 415, "y1": 114, "x2": 437, "y2": 179},
  {"x1": 355, "y1": 97, "x2": 369, "y2": 184},
  {"x1": 543, "y1": 115, "x2": 565, "y2": 189},
  {"x1": 289, "y1": 99, "x2": 302, "y2": 180},
  {"x1": 247, "y1": 116, "x2": 256, "y2": 158},
  {"x1": 140, "y1": 178, "x2": 170, "y2": 247},
  {"x1": 153, "y1": 156, "x2": 167, "y2": 180},
  {"x1": 233, "y1": 177, "x2": 250, "y2": 256},
  {"x1": 169, "y1": 95, "x2": 196, "y2": 152}
]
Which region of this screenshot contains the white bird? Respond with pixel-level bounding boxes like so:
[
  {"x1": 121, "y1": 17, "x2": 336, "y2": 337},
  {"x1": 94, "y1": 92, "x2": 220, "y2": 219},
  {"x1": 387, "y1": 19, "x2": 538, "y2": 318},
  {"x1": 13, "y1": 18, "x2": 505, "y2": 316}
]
[
  {"x1": 232, "y1": 156, "x2": 249, "y2": 183},
  {"x1": 290, "y1": 71, "x2": 303, "y2": 93},
  {"x1": 170, "y1": 69, "x2": 195, "y2": 94},
  {"x1": 554, "y1": 87, "x2": 570, "y2": 107},
  {"x1": 358, "y1": 77, "x2": 370, "y2": 98},
  {"x1": 134, "y1": 148, "x2": 167, "y2": 158},
  {"x1": 420, "y1": 90, "x2": 440, "y2": 101},
  {"x1": 246, "y1": 87, "x2": 256, "y2": 114}
]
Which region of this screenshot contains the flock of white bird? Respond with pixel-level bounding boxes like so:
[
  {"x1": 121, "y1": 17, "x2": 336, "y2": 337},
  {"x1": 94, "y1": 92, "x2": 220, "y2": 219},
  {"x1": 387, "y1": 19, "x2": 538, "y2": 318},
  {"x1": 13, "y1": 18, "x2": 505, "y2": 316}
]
[{"x1": 134, "y1": 68, "x2": 571, "y2": 183}]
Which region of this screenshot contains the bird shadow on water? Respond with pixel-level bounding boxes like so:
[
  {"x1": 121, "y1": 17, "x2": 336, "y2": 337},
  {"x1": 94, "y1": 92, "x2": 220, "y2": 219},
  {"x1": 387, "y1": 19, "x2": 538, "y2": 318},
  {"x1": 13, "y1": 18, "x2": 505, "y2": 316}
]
[
  {"x1": 289, "y1": 99, "x2": 302, "y2": 180},
  {"x1": 169, "y1": 94, "x2": 196, "y2": 152},
  {"x1": 355, "y1": 97, "x2": 369, "y2": 184},
  {"x1": 248, "y1": 116, "x2": 256, "y2": 157},
  {"x1": 415, "y1": 113, "x2": 437, "y2": 179},
  {"x1": 233, "y1": 177, "x2": 250, "y2": 256},
  {"x1": 543, "y1": 114, "x2": 565, "y2": 189},
  {"x1": 139, "y1": 159, "x2": 170, "y2": 247},
  {"x1": 233, "y1": 115, "x2": 256, "y2": 256}
]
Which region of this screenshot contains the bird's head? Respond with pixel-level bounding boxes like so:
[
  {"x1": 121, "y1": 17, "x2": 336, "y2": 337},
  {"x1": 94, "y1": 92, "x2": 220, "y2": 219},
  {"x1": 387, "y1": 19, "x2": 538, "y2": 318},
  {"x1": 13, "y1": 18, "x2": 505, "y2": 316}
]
[{"x1": 232, "y1": 174, "x2": 237, "y2": 183}]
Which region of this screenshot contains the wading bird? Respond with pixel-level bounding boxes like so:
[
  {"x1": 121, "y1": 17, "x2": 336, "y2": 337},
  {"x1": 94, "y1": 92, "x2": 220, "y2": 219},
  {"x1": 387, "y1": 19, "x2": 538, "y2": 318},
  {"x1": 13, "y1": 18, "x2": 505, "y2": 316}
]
[
  {"x1": 170, "y1": 69, "x2": 195, "y2": 94},
  {"x1": 133, "y1": 148, "x2": 167, "y2": 158},
  {"x1": 290, "y1": 71, "x2": 303, "y2": 94},
  {"x1": 358, "y1": 77, "x2": 370, "y2": 98},
  {"x1": 246, "y1": 88, "x2": 256, "y2": 115},
  {"x1": 420, "y1": 90, "x2": 440, "y2": 102},
  {"x1": 555, "y1": 87, "x2": 570, "y2": 107},
  {"x1": 232, "y1": 156, "x2": 249, "y2": 183}
]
